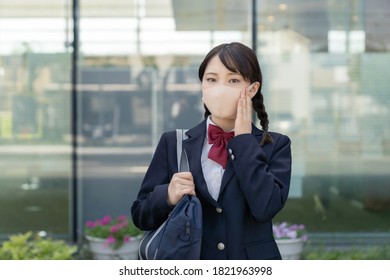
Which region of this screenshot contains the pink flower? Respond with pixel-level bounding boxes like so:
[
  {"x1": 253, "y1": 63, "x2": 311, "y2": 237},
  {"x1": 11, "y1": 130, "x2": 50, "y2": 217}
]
[
  {"x1": 110, "y1": 225, "x2": 119, "y2": 233},
  {"x1": 117, "y1": 215, "x2": 127, "y2": 222},
  {"x1": 98, "y1": 215, "x2": 111, "y2": 226},
  {"x1": 118, "y1": 221, "x2": 128, "y2": 228},
  {"x1": 84, "y1": 214, "x2": 143, "y2": 250},
  {"x1": 85, "y1": 221, "x2": 96, "y2": 228},
  {"x1": 273, "y1": 222, "x2": 308, "y2": 240},
  {"x1": 106, "y1": 235, "x2": 116, "y2": 245},
  {"x1": 286, "y1": 230, "x2": 297, "y2": 239}
]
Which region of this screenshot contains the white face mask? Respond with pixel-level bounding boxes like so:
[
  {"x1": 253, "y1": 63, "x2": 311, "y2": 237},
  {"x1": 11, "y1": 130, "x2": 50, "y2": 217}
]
[{"x1": 202, "y1": 85, "x2": 242, "y2": 119}]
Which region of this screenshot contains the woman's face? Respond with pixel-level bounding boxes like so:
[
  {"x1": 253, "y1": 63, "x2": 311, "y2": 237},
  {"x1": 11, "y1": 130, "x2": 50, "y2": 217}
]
[{"x1": 201, "y1": 55, "x2": 250, "y2": 120}]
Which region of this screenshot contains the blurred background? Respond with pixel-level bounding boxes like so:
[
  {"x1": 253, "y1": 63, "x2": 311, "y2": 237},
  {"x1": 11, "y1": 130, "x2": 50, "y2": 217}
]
[{"x1": 0, "y1": 0, "x2": 389, "y2": 248}]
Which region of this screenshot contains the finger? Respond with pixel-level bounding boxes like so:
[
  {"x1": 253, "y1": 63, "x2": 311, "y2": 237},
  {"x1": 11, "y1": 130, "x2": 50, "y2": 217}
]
[
  {"x1": 237, "y1": 96, "x2": 243, "y2": 118},
  {"x1": 246, "y1": 96, "x2": 252, "y2": 119},
  {"x1": 175, "y1": 171, "x2": 193, "y2": 180},
  {"x1": 173, "y1": 177, "x2": 191, "y2": 187},
  {"x1": 185, "y1": 184, "x2": 196, "y2": 195},
  {"x1": 176, "y1": 171, "x2": 192, "y2": 178},
  {"x1": 170, "y1": 182, "x2": 193, "y2": 193},
  {"x1": 189, "y1": 189, "x2": 196, "y2": 196},
  {"x1": 176, "y1": 179, "x2": 195, "y2": 188},
  {"x1": 241, "y1": 95, "x2": 247, "y2": 118},
  {"x1": 176, "y1": 184, "x2": 195, "y2": 197},
  {"x1": 176, "y1": 173, "x2": 194, "y2": 182},
  {"x1": 240, "y1": 87, "x2": 245, "y2": 98}
]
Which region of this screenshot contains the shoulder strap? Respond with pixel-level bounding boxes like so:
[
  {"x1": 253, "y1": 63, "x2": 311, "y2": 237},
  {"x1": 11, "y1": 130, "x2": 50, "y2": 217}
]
[{"x1": 176, "y1": 129, "x2": 189, "y2": 172}]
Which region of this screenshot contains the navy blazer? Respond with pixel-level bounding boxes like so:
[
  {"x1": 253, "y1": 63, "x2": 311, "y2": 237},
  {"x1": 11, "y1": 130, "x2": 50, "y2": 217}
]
[{"x1": 131, "y1": 119, "x2": 292, "y2": 260}]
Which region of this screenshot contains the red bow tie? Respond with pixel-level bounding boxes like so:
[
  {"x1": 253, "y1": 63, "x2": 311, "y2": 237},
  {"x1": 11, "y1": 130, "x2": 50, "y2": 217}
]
[{"x1": 208, "y1": 124, "x2": 234, "y2": 169}]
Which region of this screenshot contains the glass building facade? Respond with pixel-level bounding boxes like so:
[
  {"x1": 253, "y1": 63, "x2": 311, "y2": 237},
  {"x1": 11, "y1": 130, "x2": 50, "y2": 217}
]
[{"x1": 0, "y1": 0, "x2": 389, "y2": 246}]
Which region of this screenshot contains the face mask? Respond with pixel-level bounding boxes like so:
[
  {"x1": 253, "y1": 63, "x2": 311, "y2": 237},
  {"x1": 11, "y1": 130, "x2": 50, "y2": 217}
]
[{"x1": 202, "y1": 85, "x2": 242, "y2": 119}]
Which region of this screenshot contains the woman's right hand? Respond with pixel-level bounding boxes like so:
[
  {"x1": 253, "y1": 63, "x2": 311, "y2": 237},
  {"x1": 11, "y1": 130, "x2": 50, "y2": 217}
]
[{"x1": 167, "y1": 172, "x2": 196, "y2": 206}]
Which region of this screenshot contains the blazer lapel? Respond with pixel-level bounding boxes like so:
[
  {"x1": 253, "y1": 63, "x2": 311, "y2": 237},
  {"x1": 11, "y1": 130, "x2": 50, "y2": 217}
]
[
  {"x1": 218, "y1": 161, "x2": 234, "y2": 198},
  {"x1": 182, "y1": 120, "x2": 218, "y2": 206}
]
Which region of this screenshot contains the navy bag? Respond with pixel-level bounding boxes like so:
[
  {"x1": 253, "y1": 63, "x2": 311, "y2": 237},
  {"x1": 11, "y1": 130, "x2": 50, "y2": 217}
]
[{"x1": 138, "y1": 129, "x2": 202, "y2": 260}]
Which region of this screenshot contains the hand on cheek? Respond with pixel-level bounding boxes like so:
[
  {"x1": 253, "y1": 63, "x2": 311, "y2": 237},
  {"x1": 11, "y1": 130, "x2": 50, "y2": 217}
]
[{"x1": 234, "y1": 86, "x2": 253, "y2": 136}]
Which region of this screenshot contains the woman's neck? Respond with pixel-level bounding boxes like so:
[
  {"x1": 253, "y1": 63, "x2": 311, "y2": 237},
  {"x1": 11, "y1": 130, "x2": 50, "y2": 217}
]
[{"x1": 210, "y1": 115, "x2": 235, "y2": 132}]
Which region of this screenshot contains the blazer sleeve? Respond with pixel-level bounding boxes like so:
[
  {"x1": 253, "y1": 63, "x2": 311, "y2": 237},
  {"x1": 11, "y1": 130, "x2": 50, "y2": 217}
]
[
  {"x1": 131, "y1": 132, "x2": 175, "y2": 231},
  {"x1": 227, "y1": 133, "x2": 292, "y2": 222}
]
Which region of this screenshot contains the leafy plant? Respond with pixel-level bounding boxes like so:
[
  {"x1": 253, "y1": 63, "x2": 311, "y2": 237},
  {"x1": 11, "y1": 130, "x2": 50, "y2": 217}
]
[
  {"x1": 302, "y1": 244, "x2": 390, "y2": 260},
  {"x1": 84, "y1": 215, "x2": 143, "y2": 250},
  {"x1": 0, "y1": 231, "x2": 77, "y2": 260}
]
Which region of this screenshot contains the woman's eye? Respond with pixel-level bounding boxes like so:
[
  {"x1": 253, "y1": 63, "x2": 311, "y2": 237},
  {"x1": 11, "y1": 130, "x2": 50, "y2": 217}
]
[
  {"x1": 206, "y1": 78, "x2": 216, "y2": 83},
  {"x1": 230, "y1": 79, "x2": 240, "y2": 84}
]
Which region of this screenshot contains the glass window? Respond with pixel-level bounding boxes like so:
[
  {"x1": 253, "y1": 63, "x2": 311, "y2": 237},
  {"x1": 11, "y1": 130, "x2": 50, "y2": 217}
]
[
  {"x1": 0, "y1": 1, "x2": 72, "y2": 239},
  {"x1": 258, "y1": 0, "x2": 390, "y2": 244}
]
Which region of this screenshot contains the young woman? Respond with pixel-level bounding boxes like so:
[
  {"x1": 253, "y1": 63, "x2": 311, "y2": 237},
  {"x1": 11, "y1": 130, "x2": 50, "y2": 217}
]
[{"x1": 131, "y1": 42, "x2": 292, "y2": 259}]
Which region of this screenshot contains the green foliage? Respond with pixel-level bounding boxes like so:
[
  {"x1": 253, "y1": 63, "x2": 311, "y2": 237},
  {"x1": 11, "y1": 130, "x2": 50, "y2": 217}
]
[
  {"x1": 302, "y1": 245, "x2": 390, "y2": 260},
  {"x1": 0, "y1": 231, "x2": 77, "y2": 260}
]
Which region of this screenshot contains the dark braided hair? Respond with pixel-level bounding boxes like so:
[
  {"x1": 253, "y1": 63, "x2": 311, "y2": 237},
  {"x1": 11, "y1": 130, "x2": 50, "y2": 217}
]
[{"x1": 198, "y1": 42, "x2": 273, "y2": 146}]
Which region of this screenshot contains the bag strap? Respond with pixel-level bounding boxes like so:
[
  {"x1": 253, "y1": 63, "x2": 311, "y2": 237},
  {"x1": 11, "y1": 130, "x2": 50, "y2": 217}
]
[{"x1": 176, "y1": 129, "x2": 189, "y2": 172}]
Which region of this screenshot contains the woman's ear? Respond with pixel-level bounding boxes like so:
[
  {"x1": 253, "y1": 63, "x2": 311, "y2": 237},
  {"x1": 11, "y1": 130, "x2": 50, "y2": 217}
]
[{"x1": 248, "y1": 82, "x2": 260, "y2": 98}]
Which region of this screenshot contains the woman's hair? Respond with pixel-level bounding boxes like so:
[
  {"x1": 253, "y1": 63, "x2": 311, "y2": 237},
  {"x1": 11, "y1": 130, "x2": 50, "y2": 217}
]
[{"x1": 198, "y1": 42, "x2": 273, "y2": 146}]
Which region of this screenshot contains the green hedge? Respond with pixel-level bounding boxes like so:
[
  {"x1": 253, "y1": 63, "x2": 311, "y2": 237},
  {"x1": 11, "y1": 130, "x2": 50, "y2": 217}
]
[{"x1": 302, "y1": 245, "x2": 390, "y2": 260}]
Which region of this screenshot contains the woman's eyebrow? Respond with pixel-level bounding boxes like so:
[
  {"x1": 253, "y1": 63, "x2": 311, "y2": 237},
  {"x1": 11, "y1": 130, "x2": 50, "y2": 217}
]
[
  {"x1": 205, "y1": 71, "x2": 240, "y2": 76},
  {"x1": 227, "y1": 72, "x2": 241, "y2": 76},
  {"x1": 204, "y1": 71, "x2": 217, "y2": 76}
]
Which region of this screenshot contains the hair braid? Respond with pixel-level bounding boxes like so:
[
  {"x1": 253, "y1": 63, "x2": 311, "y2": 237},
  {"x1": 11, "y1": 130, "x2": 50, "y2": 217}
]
[{"x1": 252, "y1": 93, "x2": 273, "y2": 146}]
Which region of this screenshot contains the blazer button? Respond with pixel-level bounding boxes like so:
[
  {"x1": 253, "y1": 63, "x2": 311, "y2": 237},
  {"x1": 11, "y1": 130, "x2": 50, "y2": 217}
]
[
  {"x1": 217, "y1": 242, "x2": 225, "y2": 250},
  {"x1": 230, "y1": 154, "x2": 235, "y2": 160},
  {"x1": 228, "y1": 149, "x2": 233, "y2": 155},
  {"x1": 216, "y1": 207, "x2": 222, "y2": 213}
]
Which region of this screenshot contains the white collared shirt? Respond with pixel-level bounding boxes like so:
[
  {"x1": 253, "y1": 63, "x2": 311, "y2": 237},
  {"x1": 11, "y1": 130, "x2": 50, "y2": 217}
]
[{"x1": 201, "y1": 116, "x2": 233, "y2": 201}]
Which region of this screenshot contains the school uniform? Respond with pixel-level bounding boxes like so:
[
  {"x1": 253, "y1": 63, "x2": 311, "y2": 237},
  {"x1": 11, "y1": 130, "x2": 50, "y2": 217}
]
[{"x1": 131, "y1": 118, "x2": 292, "y2": 259}]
